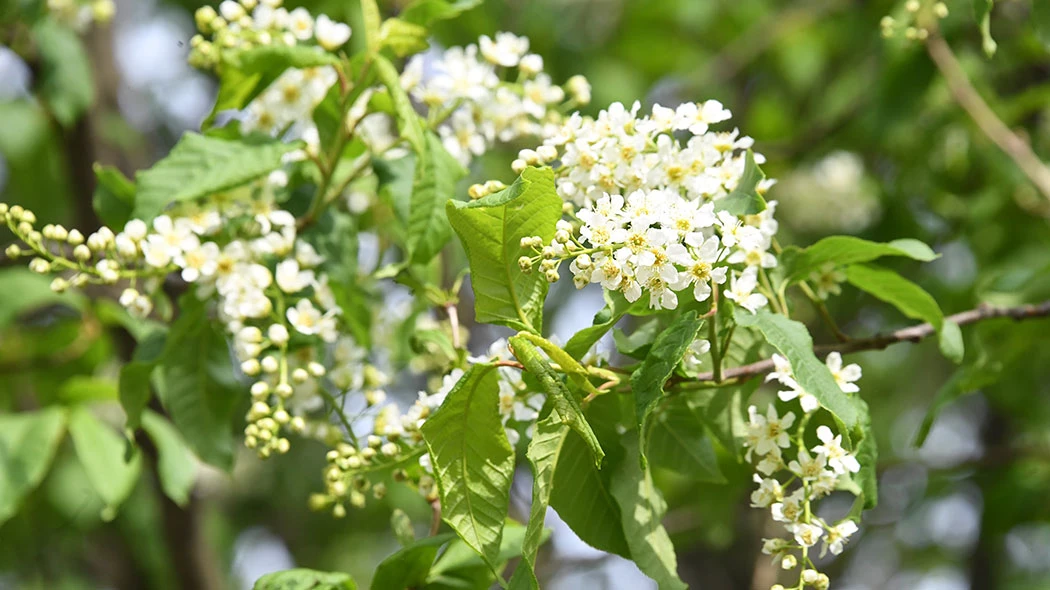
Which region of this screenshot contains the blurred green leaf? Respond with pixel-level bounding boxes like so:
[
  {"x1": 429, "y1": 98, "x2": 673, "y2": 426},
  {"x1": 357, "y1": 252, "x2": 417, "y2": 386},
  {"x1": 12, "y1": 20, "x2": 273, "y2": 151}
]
[
  {"x1": 119, "y1": 327, "x2": 168, "y2": 431},
  {"x1": 140, "y1": 410, "x2": 196, "y2": 507},
  {"x1": 913, "y1": 360, "x2": 1003, "y2": 447},
  {"x1": 254, "y1": 569, "x2": 356, "y2": 590},
  {"x1": 32, "y1": 20, "x2": 95, "y2": 126},
  {"x1": 399, "y1": 0, "x2": 484, "y2": 26},
  {"x1": 647, "y1": 396, "x2": 724, "y2": 482},
  {"x1": 0, "y1": 407, "x2": 67, "y2": 526},
  {"x1": 68, "y1": 406, "x2": 141, "y2": 519},
  {"x1": 156, "y1": 295, "x2": 241, "y2": 470},
  {"x1": 0, "y1": 268, "x2": 84, "y2": 330},
  {"x1": 379, "y1": 18, "x2": 430, "y2": 57},
  {"x1": 58, "y1": 376, "x2": 118, "y2": 404},
  {"x1": 92, "y1": 164, "x2": 135, "y2": 229},
  {"x1": 133, "y1": 133, "x2": 301, "y2": 220}
]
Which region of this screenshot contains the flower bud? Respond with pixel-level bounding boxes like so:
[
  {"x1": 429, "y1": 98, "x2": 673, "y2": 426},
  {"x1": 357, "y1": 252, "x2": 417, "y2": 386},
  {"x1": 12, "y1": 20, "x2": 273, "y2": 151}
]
[
  {"x1": 67, "y1": 229, "x2": 85, "y2": 246},
  {"x1": 73, "y1": 244, "x2": 92, "y2": 261},
  {"x1": 518, "y1": 256, "x2": 532, "y2": 272},
  {"x1": 292, "y1": 367, "x2": 309, "y2": 383},
  {"x1": 781, "y1": 554, "x2": 797, "y2": 570},
  {"x1": 468, "y1": 184, "x2": 487, "y2": 199},
  {"x1": 511, "y1": 159, "x2": 527, "y2": 174},
  {"x1": 5, "y1": 244, "x2": 21, "y2": 258},
  {"x1": 29, "y1": 258, "x2": 51, "y2": 273},
  {"x1": 261, "y1": 355, "x2": 279, "y2": 373},
  {"x1": 275, "y1": 383, "x2": 293, "y2": 398},
  {"x1": 544, "y1": 269, "x2": 559, "y2": 283},
  {"x1": 290, "y1": 416, "x2": 306, "y2": 432},
  {"x1": 575, "y1": 254, "x2": 592, "y2": 269},
  {"x1": 250, "y1": 381, "x2": 270, "y2": 397},
  {"x1": 307, "y1": 362, "x2": 326, "y2": 377},
  {"x1": 241, "y1": 359, "x2": 261, "y2": 376},
  {"x1": 276, "y1": 438, "x2": 291, "y2": 454},
  {"x1": 124, "y1": 219, "x2": 148, "y2": 241},
  {"x1": 50, "y1": 278, "x2": 69, "y2": 293},
  {"x1": 273, "y1": 409, "x2": 290, "y2": 424},
  {"x1": 268, "y1": 324, "x2": 289, "y2": 346},
  {"x1": 537, "y1": 145, "x2": 558, "y2": 162}
]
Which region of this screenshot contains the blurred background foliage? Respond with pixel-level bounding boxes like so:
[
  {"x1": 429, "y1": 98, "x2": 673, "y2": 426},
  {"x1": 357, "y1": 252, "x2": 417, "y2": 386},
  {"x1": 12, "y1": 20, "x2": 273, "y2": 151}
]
[{"x1": 3, "y1": 0, "x2": 1050, "y2": 588}]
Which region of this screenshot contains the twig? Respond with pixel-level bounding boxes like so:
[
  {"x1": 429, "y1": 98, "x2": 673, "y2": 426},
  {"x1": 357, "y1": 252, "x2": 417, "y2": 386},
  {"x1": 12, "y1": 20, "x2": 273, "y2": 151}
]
[
  {"x1": 445, "y1": 302, "x2": 461, "y2": 349},
  {"x1": 689, "y1": 300, "x2": 1050, "y2": 383},
  {"x1": 429, "y1": 499, "x2": 442, "y2": 536},
  {"x1": 926, "y1": 32, "x2": 1050, "y2": 204}
]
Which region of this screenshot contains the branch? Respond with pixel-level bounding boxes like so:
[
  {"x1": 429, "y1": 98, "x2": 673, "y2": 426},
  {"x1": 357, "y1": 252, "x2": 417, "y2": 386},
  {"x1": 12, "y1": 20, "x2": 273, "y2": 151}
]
[
  {"x1": 690, "y1": 300, "x2": 1050, "y2": 383},
  {"x1": 926, "y1": 32, "x2": 1050, "y2": 205}
]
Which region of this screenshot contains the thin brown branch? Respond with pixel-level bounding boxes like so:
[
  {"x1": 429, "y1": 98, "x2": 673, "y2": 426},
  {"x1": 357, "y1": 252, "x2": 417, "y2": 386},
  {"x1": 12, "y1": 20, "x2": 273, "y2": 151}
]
[
  {"x1": 689, "y1": 300, "x2": 1050, "y2": 383},
  {"x1": 926, "y1": 32, "x2": 1050, "y2": 205}
]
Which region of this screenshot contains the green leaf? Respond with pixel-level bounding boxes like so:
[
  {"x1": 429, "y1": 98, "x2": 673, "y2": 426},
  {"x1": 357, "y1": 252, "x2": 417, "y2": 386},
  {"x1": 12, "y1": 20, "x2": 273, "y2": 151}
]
[
  {"x1": 133, "y1": 133, "x2": 301, "y2": 220},
  {"x1": 549, "y1": 429, "x2": 630, "y2": 557},
  {"x1": 420, "y1": 364, "x2": 514, "y2": 570},
  {"x1": 509, "y1": 335, "x2": 604, "y2": 465},
  {"x1": 92, "y1": 164, "x2": 136, "y2": 229},
  {"x1": 632, "y1": 311, "x2": 703, "y2": 463},
  {"x1": 253, "y1": 569, "x2": 357, "y2": 590},
  {"x1": 509, "y1": 414, "x2": 570, "y2": 590},
  {"x1": 851, "y1": 400, "x2": 879, "y2": 510},
  {"x1": 379, "y1": 18, "x2": 430, "y2": 57},
  {"x1": 782, "y1": 236, "x2": 937, "y2": 284},
  {"x1": 370, "y1": 533, "x2": 456, "y2": 590},
  {"x1": 33, "y1": 20, "x2": 95, "y2": 126},
  {"x1": 156, "y1": 295, "x2": 241, "y2": 470},
  {"x1": 407, "y1": 132, "x2": 467, "y2": 265},
  {"x1": 647, "y1": 397, "x2": 725, "y2": 482},
  {"x1": 975, "y1": 0, "x2": 997, "y2": 57},
  {"x1": 845, "y1": 263, "x2": 962, "y2": 362},
  {"x1": 0, "y1": 407, "x2": 67, "y2": 526},
  {"x1": 68, "y1": 406, "x2": 142, "y2": 518},
  {"x1": 613, "y1": 318, "x2": 662, "y2": 359},
  {"x1": 0, "y1": 268, "x2": 84, "y2": 330},
  {"x1": 564, "y1": 291, "x2": 632, "y2": 359},
  {"x1": 374, "y1": 55, "x2": 426, "y2": 154},
  {"x1": 913, "y1": 361, "x2": 1003, "y2": 447},
  {"x1": 226, "y1": 44, "x2": 340, "y2": 73},
  {"x1": 400, "y1": 0, "x2": 484, "y2": 26},
  {"x1": 431, "y1": 522, "x2": 536, "y2": 580},
  {"x1": 610, "y1": 434, "x2": 687, "y2": 590},
  {"x1": 119, "y1": 327, "x2": 168, "y2": 430},
  {"x1": 391, "y1": 509, "x2": 417, "y2": 547},
  {"x1": 734, "y1": 308, "x2": 862, "y2": 428},
  {"x1": 58, "y1": 376, "x2": 118, "y2": 404},
  {"x1": 713, "y1": 150, "x2": 766, "y2": 216},
  {"x1": 140, "y1": 410, "x2": 197, "y2": 507},
  {"x1": 448, "y1": 168, "x2": 562, "y2": 333}
]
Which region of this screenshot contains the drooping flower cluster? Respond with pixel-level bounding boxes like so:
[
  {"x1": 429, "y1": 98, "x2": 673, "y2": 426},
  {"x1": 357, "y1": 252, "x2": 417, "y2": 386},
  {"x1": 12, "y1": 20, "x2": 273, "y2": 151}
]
[
  {"x1": 189, "y1": 0, "x2": 352, "y2": 71},
  {"x1": 513, "y1": 101, "x2": 782, "y2": 311},
  {"x1": 746, "y1": 353, "x2": 865, "y2": 589},
  {"x1": 401, "y1": 32, "x2": 590, "y2": 165}
]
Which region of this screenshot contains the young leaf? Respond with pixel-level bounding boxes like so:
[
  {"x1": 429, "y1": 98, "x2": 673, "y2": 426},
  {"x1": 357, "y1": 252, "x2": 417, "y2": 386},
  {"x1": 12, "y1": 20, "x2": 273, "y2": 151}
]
[
  {"x1": 564, "y1": 291, "x2": 633, "y2": 359},
  {"x1": 845, "y1": 263, "x2": 963, "y2": 362},
  {"x1": 0, "y1": 407, "x2": 67, "y2": 526},
  {"x1": 509, "y1": 335, "x2": 604, "y2": 465},
  {"x1": 225, "y1": 44, "x2": 340, "y2": 73},
  {"x1": 379, "y1": 18, "x2": 430, "y2": 57},
  {"x1": 610, "y1": 434, "x2": 688, "y2": 590},
  {"x1": 370, "y1": 533, "x2": 456, "y2": 590},
  {"x1": 420, "y1": 364, "x2": 514, "y2": 571},
  {"x1": 782, "y1": 236, "x2": 937, "y2": 284},
  {"x1": 156, "y1": 295, "x2": 242, "y2": 470},
  {"x1": 548, "y1": 430, "x2": 631, "y2": 557},
  {"x1": 509, "y1": 413, "x2": 571, "y2": 590},
  {"x1": 514, "y1": 332, "x2": 600, "y2": 397},
  {"x1": 140, "y1": 410, "x2": 197, "y2": 508},
  {"x1": 447, "y1": 168, "x2": 562, "y2": 333},
  {"x1": 407, "y1": 132, "x2": 467, "y2": 265},
  {"x1": 713, "y1": 150, "x2": 766, "y2": 216},
  {"x1": 92, "y1": 164, "x2": 135, "y2": 229},
  {"x1": 399, "y1": 0, "x2": 484, "y2": 25},
  {"x1": 647, "y1": 397, "x2": 725, "y2": 482},
  {"x1": 133, "y1": 133, "x2": 301, "y2": 220},
  {"x1": 632, "y1": 311, "x2": 703, "y2": 462},
  {"x1": 253, "y1": 569, "x2": 356, "y2": 590},
  {"x1": 68, "y1": 406, "x2": 142, "y2": 518},
  {"x1": 733, "y1": 308, "x2": 862, "y2": 428}
]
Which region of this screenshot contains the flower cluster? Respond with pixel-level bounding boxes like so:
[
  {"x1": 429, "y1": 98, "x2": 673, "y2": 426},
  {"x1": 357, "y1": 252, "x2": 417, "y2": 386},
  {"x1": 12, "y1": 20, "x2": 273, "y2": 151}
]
[
  {"x1": 746, "y1": 353, "x2": 865, "y2": 589},
  {"x1": 880, "y1": 0, "x2": 949, "y2": 41},
  {"x1": 2, "y1": 183, "x2": 352, "y2": 459},
  {"x1": 189, "y1": 0, "x2": 352, "y2": 71},
  {"x1": 776, "y1": 151, "x2": 881, "y2": 235},
  {"x1": 401, "y1": 32, "x2": 590, "y2": 165},
  {"x1": 514, "y1": 101, "x2": 782, "y2": 311}
]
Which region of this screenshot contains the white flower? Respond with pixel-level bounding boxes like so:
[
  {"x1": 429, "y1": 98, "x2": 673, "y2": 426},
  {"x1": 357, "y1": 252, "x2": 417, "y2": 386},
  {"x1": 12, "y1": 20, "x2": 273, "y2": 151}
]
[
  {"x1": 813, "y1": 425, "x2": 860, "y2": 474},
  {"x1": 314, "y1": 14, "x2": 351, "y2": 50},
  {"x1": 792, "y1": 522, "x2": 824, "y2": 548},
  {"x1": 822, "y1": 520, "x2": 859, "y2": 556},
  {"x1": 268, "y1": 323, "x2": 290, "y2": 346},
  {"x1": 771, "y1": 489, "x2": 806, "y2": 523},
  {"x1": 176, "y1": 241, "x2": 220, "y2": 282},
  {"x1": 725, "y1": 267, "x2": 768, "y2": 313},
  {"x1": 750, "y1": 475, "x2": 782, "y2": 508},
  {"x1": 287, "y1": 7, "x2": 314, "y2": 40},
  {"x1": 788, "y1": 448, "x2": 828, "y2": 480},
  {"x1": 479, "y1": 32, "x2": 529, "y2": 67},
  {"x1": 124, "y1": 219, "x2": 148, "y2": 241},
  {"x1": 275, "y1": 259, "x2": 315, "y2": 293},
  {"x1": 745, "y1": 404, "x2": 795, "y2": 460},
  {"x1": 778, "y1": 387, "x2": 820, "y2": 414},
  {"x1": 286, "y1": 298, "x2": 324, "y2": 335},
  {"x1": 825, "y1": 352, "x2": 861, "y2": 393}
]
